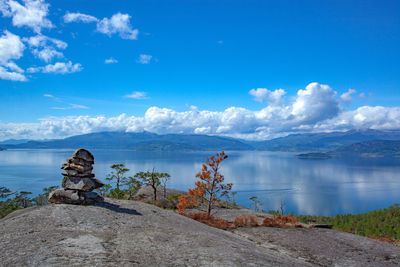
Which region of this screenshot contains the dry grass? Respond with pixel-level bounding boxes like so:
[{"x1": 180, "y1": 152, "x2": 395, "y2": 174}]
[
  {"x1": 368, "y1": 236, "x2": 400, "y2": 246},
  {"x1": 184, "y1": 212, "x2": 301, "y2": 230},
  {"x1": 262, "y1": 215, "x2": 299, "y2": 228},
  {"x1": 187, "y1": 212, "x2": 232, "y2": 230}
]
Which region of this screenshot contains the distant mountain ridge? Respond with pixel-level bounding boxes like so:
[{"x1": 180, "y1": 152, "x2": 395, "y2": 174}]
[
  {"x1": 1, "y1": 131, "x2": 253, "y2": 151},
  {"x1": 2, "y1": 129, "x2": 400, "y2": 152},
  {"x1": 297, "y1": 140, "x2": 400, "y2": 159},
  {"x1": 332, "y1": 140, "x2": 400, "y2": 157},
  {"x1": 250, "y1": 129, "x2": 400, "y2": 152}
]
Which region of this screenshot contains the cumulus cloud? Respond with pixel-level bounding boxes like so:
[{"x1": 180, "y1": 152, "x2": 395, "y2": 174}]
[
  {"x1": 96, "y1": 13, "x2": 138, "y2": 39},
  {"x1": 64, "y1": 11, "x2": 138, "y2": 40},
  {"x1": 24, "y1": 34, "x2": 67, "y2": 50},
  {"x1": 105, "y1": 57, "x2": 118, "y2": 64},
  {"x1": 124, "y1": 91, "x2": 148, "y2": 99},
  {"x1": 0, "y1": 30, "x2": 26, "y2": 81},
  {"x1": 249, "y1": 88, "x2": 286, "y2": 105},
  {"x1": 27, "y1": 61, "x2": 82, "y2": 74},
  {"x1": 1, "y1": 82, "x2": 400, "y2": 141},
  {"x1": 0, "y1": 66, "x2": 26, "y2": 81},
  {"x1": 291, "y1": 82, "x2": 339, "y2": 125},
  {"x1": 32, "y1": 46, "x2": 63, "y2": 62},
  {"x1": 339, "y1": 89, "x2": 357, "y2": 104},
  {"x1": 137, "y1": 54, "x2": 152, "y2": 64},
  {"x1": 0, "y1": 0, "x2": 53, "y2": 33},
  {"x1": 0, "y1": 30, "x2": 25, "y2": 64},
  {"x1": 23, "y1": 34, "x2": 67, "y2": 62}
]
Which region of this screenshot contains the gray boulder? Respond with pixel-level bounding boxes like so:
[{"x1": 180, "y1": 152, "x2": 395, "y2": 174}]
[
  {"x1": 62, "y1": 177, "x2": 104, "y2": 192},
  {"x1": 71, "y1": 148, "x2": 94, "y2": 163},
  {"x1": 48, "y1": 189, "x2": 84, "y2": 204}
]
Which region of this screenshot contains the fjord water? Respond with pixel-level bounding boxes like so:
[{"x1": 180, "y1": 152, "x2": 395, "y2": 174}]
[{"x1": 1, "y1": 149, "x2": 399, "y2": 216}]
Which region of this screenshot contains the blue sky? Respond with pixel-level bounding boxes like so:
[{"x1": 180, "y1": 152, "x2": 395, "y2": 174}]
[{"x1": 0, "y1": 0, "x2": 399, "y2": 140}]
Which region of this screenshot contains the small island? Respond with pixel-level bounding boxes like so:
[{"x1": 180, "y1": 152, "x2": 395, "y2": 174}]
[
  {"x1": 296, "y1": 140, "x2": 400, "y2": 159},
  {"x1": 296, "y1": 152, "x2": 331, "y2": 159},
  {"x1": 0, "y1": 186, "x2": 15, "y2": 197}
]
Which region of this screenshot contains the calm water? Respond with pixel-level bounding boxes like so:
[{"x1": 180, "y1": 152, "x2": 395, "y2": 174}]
[{"x1": 1, "y1": 149, "x2": 399, "y2": 216}]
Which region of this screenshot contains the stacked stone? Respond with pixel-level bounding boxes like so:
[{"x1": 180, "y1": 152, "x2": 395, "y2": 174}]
[{"x1": 48, "y1": 149, "x2": 104, "y2": 205}]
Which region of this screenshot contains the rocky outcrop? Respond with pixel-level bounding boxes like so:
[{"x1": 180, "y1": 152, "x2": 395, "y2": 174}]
[
  {"x1": 0, "y1": 186, "x2": 15, "y2": 197},
  {"x1": 1, "y1": 198, "x2": 399, "y2": 266},
  {"x1": 48, "y1": 149, "x2": 104, "y2": 205}
]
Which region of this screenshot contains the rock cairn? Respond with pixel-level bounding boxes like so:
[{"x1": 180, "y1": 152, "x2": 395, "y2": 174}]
[{"x1": 48, "y1": 149, "x2": 104, "y2": 204}]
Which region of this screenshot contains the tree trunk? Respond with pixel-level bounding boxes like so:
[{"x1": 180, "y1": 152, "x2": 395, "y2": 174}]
[
  {"x1": 207, "y1": 194, "x2": 213, "y2": 217},
  {"x1": 152, "y1": 185, "x2": 157, "y2": 201}
]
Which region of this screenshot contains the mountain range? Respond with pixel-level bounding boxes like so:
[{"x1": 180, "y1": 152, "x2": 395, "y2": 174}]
[
  {"x1": 1, "y1": 129, "x2": 400, "y2": 152},
  {"x1": 249, "y1": 129, "x2": 400, "y2": 151},
  {"x1": 297, "y1": 139, "x2": 400, "y2": 159},
  {"x1": 0, "y1": 131, "x2": 253, "y2": 151}
]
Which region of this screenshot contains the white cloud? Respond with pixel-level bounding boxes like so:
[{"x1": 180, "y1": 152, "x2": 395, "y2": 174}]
[
  {"x1": 105, "y1": 57, "x2": 118, "y2": 64},
  {"x1": 23, "y1": 34, "x2": 67, "y2": 62},
  {"x1": 51, "y1": 103, "x2": 89, "y2": 110},
  {"x1": 27, "y1": 61, "x2": 82, "y2": 74},
  {"x1": 96, "y1": 12, "x2": 138, "y2": 39},
  {"x1": 0, "y1": 66, "x2": 26, "y2": 81},
  {"x1": 5, "y1": 61, "x2": 23, "y2": 72},
  {"x1": 0, "y1": 30, "x2": 26, "y2": 81},
  {"x1": 0, "y1": 0, "x2": 53, "y2": 33},
  {"x1": 32, "y1": 46, "x2": 63, "y2": 62},
  {"x1": 137, "y1": 54, "x2": 152, "y2": 64},
  {"x1": 124, "y1": 91, "x2": 148, "y2": 99},
  {"x1": 249, "y1": 88, "x2": 286, "y2": 105},
  {"x1": 2, "y1": 82, "x2": 400, "y2": 141},
  {"x1": 24, "y1": 35, "x2": 67, "y2": 50},
  {"x1": 63, "y1": 12, "x2": 98, "y2": 23},
  {"x1": 43, "y1": 93, "x2": 54, "y2": 98},
  {"x1": 339, "y1": 89, "x2": 357, "y2": 103},
  {"x1": 291, "y1": 82, "x2": 339, "y2": 124},
  {"x1": 0, "y1": 30, "x2": 25, "y2": 64},
  {"x1": 64, "y1": 11, "x2": 139, "y2": 40}
]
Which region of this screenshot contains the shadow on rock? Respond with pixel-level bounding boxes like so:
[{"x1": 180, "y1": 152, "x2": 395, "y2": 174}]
[{"x1": 94, "y1": 201, "x2": 142, "y2": 216}]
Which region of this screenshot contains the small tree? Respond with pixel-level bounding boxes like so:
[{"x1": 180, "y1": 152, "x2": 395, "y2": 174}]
[
  {"x1": 178, "y1": 151, "x2": 232, "y2": 216},
  {"x1": 15, "y1": 191, "x2": 32, "y2": 208},
  {"x1": 134, "y1": 168, "x2": 170, "y2": 201},
  {"x1": 249, "y1": 196, "x2": 262, "y2": 212},
  {"x1": 160, "y1": 174, "x2": 171, "y2": 199},
  {"x1": 231, "y1": 191, "x2": 237, "y2": 207},
  {"x1": 123, "y1": 177, "x2": 143, "y2": 199},
  {"x1": 106, "y1": 164, "x2": 129, "y2": 190},
  {"x1": 279, "y1": 200, "x2": 285, "y2": 215},
  {"x1": 32, "y1": 186, "x2": 59, "y2": 206},
  {"x1": 96, "y1": 184, "x2": 112, "y2": 197}
]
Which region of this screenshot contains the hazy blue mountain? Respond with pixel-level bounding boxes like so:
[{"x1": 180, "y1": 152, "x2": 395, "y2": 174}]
[
  {"x1": 0, "y1": 139, "x2": 32, "y2": 145},
  {"x1": 251, "y1": 129, "x2": 400, "y2": 152},
  {"x1": 4, "y1": 131, "x2": 254, "y2": 151},
  {"x1": 4, "y1": 129, "x2": 400, "y2": 152},
  {"x1": 331, "y1": 140, "x2": 400, "y2": 157},
  {"x1": 297, "y1": 140, "x2": 400, "y2": 159}
]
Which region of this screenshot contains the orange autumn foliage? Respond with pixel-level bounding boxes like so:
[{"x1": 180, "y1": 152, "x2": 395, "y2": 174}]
[
  {"x1": 187, "y1": 212, "x2": 232, "y2": 230},
  {"x1": 178, "y1": 151, "x2": 232, "y2": 216},
  {"x1": 233, "y1": 216, "x2": 259, "y2": 227},
  {"x1": 182, "y1": 212, "x2": 302, "y2": 231},
  {"x1": 262, "y1": 216, "x2": 299, "y2": 227},
  {"x1": 368, "y1": 236, "x2": 400, "y2": 246}
]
